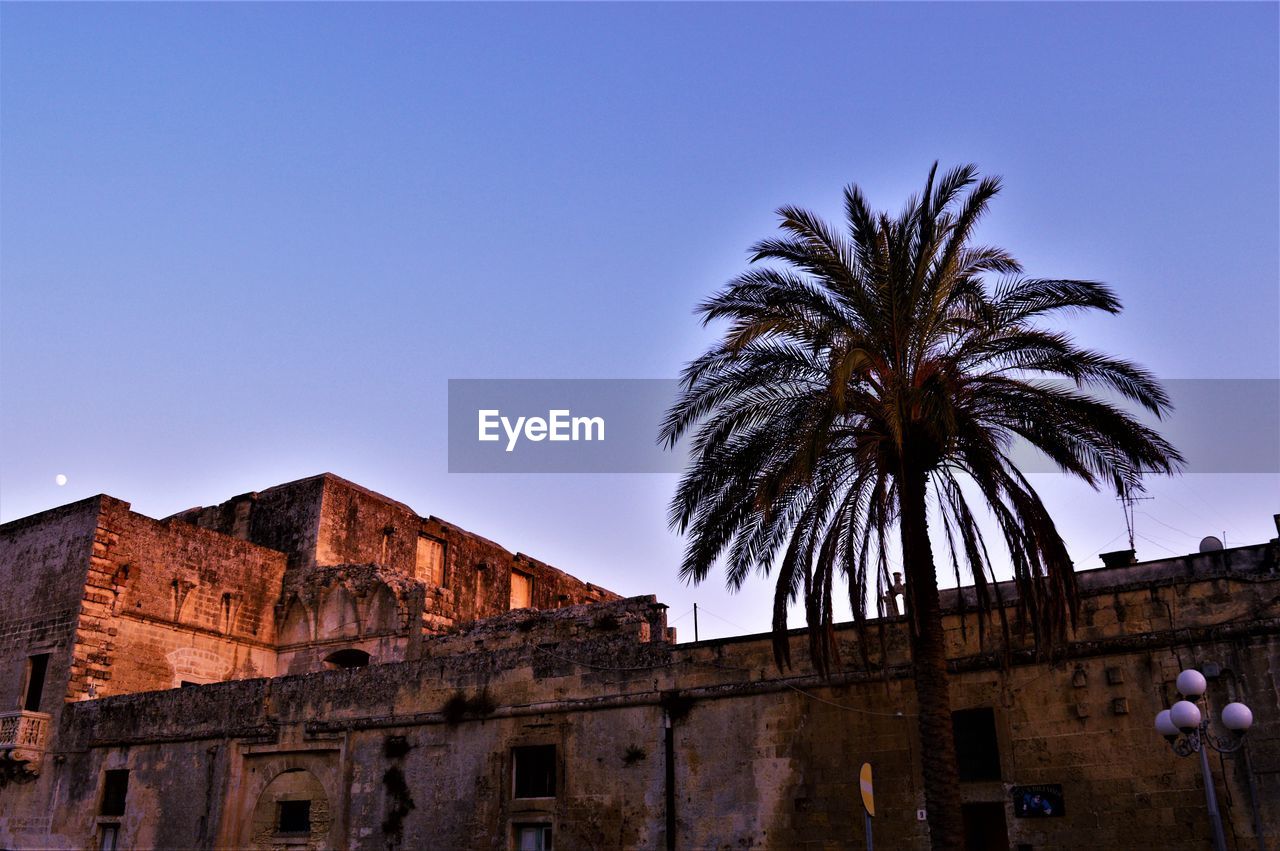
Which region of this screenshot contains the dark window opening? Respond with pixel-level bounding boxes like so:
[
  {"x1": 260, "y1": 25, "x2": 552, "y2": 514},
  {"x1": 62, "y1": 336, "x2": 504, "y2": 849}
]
[
  {"x1": 100, "y1": 770, "x2": 129, "y2": 817},
  {"x1": 953, "y1": 708, "x2": 1002, "y2": 781},
  {"x1": 97, "y1": 824, "x2": 120, "y2": 851},
  {"x1": 961, "y1": 801, "x2": 1009, "y2": 851},
  {"x1": 323, "y1": 648, "x2": 371, "y2": 670},
  {"x1": 24, "y1": 653, "x2": 50, "y2": 711},
  {"x1": 513, "y1": 745, "x2": 556, "y2": 798},
  {"x1": 277, "y1": 799, "x2": 312, "y2": 835},
  {"x1": 180, "y1": 680, "x2": 201, "y2": 688},
  {"x1": 515, "y1": 823, "x2": 553, "y2": 851}
]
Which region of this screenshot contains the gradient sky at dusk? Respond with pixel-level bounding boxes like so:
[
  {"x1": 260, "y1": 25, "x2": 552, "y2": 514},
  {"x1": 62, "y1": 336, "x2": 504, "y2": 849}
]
[{"x1": 3, "y1": 2, "x2": 1277, "y2": 639}]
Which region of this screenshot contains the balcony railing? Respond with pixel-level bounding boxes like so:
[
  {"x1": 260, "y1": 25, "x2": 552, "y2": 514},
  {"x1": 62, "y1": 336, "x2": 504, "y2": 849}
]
[{"x1": 0, "y1": 710, "x2": 52, "y2": 776}]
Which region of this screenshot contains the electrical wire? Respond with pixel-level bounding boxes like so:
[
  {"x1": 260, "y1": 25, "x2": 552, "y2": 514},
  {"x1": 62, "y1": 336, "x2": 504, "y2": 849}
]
[
  {"x1": 1135, "y1": 533, "x2": 1183, "y2": 557},
  {"x1": 1137, "y1": 511, "x2": 1198, "y2": 542}
]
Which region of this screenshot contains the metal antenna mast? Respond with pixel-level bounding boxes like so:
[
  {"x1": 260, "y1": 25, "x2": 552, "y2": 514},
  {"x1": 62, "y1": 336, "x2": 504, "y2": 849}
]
[{"x1": 1118, "y1": 488, "x2": 1153, "y2": 551}]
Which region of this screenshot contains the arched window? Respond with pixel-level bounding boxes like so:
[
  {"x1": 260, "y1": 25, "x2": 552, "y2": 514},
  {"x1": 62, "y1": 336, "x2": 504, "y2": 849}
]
[
  {"x1": 317, "y1": 586, "x2": 360, "y2": 639},
  {"x1": 280, "y1": 598, "x2": 312, "y2": 645}
]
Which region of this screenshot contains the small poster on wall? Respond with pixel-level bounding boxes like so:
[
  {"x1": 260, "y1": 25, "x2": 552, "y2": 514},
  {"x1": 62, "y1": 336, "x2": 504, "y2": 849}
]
[{"x1": 1012, "y1": 785, "x2": 1065, "y2": 818}]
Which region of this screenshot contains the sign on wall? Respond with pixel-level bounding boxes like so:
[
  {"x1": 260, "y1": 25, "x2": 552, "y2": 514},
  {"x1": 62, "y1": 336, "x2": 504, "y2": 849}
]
[{"x1": 1012, "y1": 785, "x2": 1065, "y2": 818}]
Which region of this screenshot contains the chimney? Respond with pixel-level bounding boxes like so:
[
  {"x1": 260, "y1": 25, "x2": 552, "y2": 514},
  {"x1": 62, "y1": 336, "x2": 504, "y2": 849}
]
[{"x1": 1100, "y1": 549, "x2": 1137, "y2": 568}]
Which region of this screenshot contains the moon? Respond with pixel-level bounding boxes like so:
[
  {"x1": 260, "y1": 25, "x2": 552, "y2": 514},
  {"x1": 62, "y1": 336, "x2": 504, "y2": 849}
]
[{"x1": 55, "y1": 474, "x2": 67, "y2": 486}]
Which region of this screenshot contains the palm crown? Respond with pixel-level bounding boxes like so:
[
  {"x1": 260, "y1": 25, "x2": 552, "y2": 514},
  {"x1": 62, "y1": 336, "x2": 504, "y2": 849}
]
[{"x1": 660, "y1": 163, "x2": 1183, "y2": 671}]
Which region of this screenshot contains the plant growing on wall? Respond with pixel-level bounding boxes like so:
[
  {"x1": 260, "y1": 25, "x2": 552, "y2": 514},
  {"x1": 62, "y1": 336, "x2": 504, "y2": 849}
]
[
  {"x1": 661, "y1": 163, "x2": 1181, "y2": 850},
  {"x1": 441, "y1": 688, "x2": 496, "y2": 724},
  {"x1": 381, "y1": 734, "x2": 415, "y2": 849}
]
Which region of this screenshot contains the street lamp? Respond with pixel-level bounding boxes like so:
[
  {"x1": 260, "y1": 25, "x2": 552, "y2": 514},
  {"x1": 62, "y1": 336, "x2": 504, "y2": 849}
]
[{"x1": 1154, "y1": 668, "x2": 1256, "y2": 851}]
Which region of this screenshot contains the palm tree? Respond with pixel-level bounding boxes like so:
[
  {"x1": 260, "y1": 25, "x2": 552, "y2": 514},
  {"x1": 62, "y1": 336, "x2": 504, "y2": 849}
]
[{"x1": 660, "y1": 163, "x2": 1182, "y2": 850}]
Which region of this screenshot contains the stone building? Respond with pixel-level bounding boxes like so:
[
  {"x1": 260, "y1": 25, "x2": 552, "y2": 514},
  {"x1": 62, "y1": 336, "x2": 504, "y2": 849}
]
[{"x1": 0, "y1": 473, "x2": 1276, "y2": 850}]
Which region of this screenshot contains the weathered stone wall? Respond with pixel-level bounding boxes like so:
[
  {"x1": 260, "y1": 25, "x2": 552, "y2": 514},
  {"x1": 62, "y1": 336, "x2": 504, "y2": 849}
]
[
  {"x1": 0, "y1": 497, "x2": 99, "y2": 712},
  {"x1": 275, "y1": 563, "x2": 419, "y2": 675},
  {"x1": 311, "y1": 474, "x2": 619, "y2": 629},
  {"x1": 0, "y1": 497, "x2": 102, "y2": 843},
  {"x1": 4, "y1": 481, "x2": 1274, "y2": 851},
  {"x1": 172, "y1": 473, "x2": 621, "y2": 640},
  {"x1": 19, "y1": 553, "x2": 1278, "y2": 851},
  {"x1": 84, "y1": 498, "x2": 288, "y2": 696},
  {"x1": 171, "y1": 476, "x2": 327, "y2": 571},
  {"x1": 0, "y1": 477, "x2": 628, "y2": 849}
]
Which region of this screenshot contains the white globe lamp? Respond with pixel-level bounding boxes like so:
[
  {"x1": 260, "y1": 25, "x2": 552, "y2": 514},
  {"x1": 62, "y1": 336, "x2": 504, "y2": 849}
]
[
  {"x1": 1176, "y1": 669, "x2": 1207, "y2": 697},
  {"x1": 1220, "y1": 702, "x2": 1253, "y2": 734},
  {"x1": 1154, "y1": 709, "x2": 1179, "y2": 739},
  {"x1": 1170, "y1": 700, "x2": 1202, "y2": 733}
]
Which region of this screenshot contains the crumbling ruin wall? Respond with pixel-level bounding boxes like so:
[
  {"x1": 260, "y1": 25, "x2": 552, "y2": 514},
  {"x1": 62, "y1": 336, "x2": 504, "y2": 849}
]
[
  {"x1": 411, "y1": 516, "x2": 619, "y2": 632},
  {"x1": 275, "y1": 563, "x2": 421, "y2": 675},
  {"x1": 170, "y1": 474, "x2": 622, "y2": 642},
  {"x1": 169, "y1": 475, "x2": 327, "y2": 571},
  {"x1": 313, "y1": 474, "x2": 620, "y2": 630}
]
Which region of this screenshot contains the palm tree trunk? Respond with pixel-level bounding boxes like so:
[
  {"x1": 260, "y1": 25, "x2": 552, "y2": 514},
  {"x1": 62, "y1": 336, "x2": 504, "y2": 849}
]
[{"x1": 899, "y1": 466, "x2": 964, "y2": 851}]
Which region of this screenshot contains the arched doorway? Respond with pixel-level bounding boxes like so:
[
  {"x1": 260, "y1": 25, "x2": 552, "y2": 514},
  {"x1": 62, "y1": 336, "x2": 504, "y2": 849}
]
[{"x1": 247, "y1": 767, "x2": 331, "y2": 849}]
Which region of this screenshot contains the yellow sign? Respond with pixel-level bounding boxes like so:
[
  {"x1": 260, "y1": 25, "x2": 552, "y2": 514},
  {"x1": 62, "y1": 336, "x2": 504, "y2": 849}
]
[{"x1": 859, "y1": 762, "x2": 874, "y2": 816}]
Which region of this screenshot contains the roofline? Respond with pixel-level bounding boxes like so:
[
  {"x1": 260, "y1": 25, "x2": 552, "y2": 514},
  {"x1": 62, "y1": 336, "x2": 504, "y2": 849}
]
[{"x1": 0, "y1": 494, "x2": 122, "y2": 533}]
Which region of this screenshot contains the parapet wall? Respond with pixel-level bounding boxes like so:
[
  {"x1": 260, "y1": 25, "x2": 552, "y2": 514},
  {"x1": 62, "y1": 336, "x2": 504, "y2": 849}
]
[{"x1": 62, "y1": 596, "x2": 671, "y2": 743}]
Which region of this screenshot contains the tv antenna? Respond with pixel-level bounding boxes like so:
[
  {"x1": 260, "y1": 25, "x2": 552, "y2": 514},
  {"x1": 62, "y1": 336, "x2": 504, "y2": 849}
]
[{"x1": 1118, "y1": 487, "x2": 1153, "y2": 551}]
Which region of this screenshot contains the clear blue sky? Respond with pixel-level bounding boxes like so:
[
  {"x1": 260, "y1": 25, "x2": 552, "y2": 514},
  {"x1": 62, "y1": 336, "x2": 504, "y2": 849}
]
[{"x1": 3, "y1": 2, "x2": 1277, "y2": 639}]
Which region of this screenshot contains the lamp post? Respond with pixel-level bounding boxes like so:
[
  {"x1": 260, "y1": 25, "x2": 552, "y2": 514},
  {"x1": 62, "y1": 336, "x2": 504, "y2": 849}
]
[{"x1": 1154, "y1": 668, "x2": 1256, "y2": 851}]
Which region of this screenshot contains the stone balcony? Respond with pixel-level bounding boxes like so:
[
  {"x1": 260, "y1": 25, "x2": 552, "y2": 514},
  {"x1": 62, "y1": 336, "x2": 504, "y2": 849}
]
[{"x1": 0, "y1": 709, "x2": 52, "y2": 783}]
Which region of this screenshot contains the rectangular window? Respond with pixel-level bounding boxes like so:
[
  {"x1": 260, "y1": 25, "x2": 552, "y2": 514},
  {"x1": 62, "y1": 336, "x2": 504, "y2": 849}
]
[
  {"x1": 277, "y1": 799, "x2": 312, "y2": 835},
  {"x1": 98, "y1": 824, "x2": 120, "y2": 851},
  {"x1": 515, "y1": 824, "x2": 553, "y2": 851},
  {"x1": 24, "y1": 653, "x2": 50, "y2": 712},
  {"x1": 952, "y1": 708, "x2": 1002, "y2": 781},
  {"x1": 416, "y1": 535, "x2": 446, "y2": 586},
  {"x1": 961, "y1": 801, "x2": 1010, "y2": 849},
  {"x1": 513, "y1": 744, "x2": 556, "y2": 798},
  {"x1": 510, "y1": 570, "x2": 532, "y2": 610},
  {"x1": 100, "y1": 770, "x2": 129, "y2": 817}
]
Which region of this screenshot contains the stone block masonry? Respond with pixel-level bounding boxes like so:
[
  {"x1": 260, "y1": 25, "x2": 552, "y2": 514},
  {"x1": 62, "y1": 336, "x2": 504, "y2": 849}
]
[{"x1": 0, "y1": 476, "x2": 1276, "y2": 850}]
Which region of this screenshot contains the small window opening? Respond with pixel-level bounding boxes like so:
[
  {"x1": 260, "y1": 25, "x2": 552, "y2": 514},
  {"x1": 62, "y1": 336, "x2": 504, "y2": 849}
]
[
  {"x1": 323, "y1": 648, "x2": 371, "y2": 670},
  {"x1": 100, "y1": 769, "x2": 130, "y2": 816},
  {"x1": 515, "y1": 823, "x2": 553, "y2": 851},
  {"x1": 24, "y1": 653, "x2": 50, "y2": 711},
  {"x1": 416, "y1": 535, "x2": 446, "y2": 586},
  {"x1": 513, "y1": 744, "x2": 556, "y2": 798},
  {"x1": 510, "y1": 570, "x2": 533, "y2": 610},
  {"x1": 953, "y1": 707, "x2": 1002, "y2": 781},
  {"x1": 277, "y1": 799, "x2": 312, "y2": 835}
]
